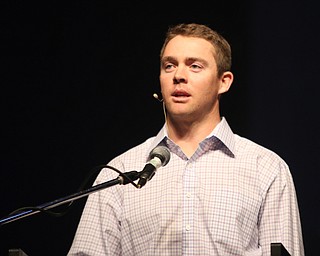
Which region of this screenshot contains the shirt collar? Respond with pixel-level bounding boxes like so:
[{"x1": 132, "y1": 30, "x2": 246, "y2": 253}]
[
  {"x1": 146, "y1": 124, "x2": 168, "y2": 158},
  {"x1": 207, "y1": 117, "x2": 236, "y2": 157},
  {"x1": 148, "y1": 117, "x2": 236, "y2": 158}
]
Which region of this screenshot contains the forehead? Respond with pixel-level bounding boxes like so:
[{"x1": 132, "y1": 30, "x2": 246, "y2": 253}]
[{"x1": 162, "y1": 35, "x2": 215, "y2": 59}]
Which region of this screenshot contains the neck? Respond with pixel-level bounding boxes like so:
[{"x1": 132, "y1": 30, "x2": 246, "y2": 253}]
[{"x1": 166, "y1": 113, "x2": 221, "y2": 158}]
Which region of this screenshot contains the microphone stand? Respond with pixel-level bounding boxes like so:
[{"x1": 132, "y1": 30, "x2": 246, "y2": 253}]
[{"x1": 0, "y1": 170, "x2": 140, "y2": 226}]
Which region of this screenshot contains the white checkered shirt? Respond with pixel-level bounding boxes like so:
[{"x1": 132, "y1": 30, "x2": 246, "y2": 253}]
[{"x1": 68, "y1": 117, "x2": 304, "y2": 255}]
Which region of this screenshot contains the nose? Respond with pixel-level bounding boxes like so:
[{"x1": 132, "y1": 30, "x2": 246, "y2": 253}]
[{"x1": 173, "y1": 66, "x2": 187, "y2": 84}]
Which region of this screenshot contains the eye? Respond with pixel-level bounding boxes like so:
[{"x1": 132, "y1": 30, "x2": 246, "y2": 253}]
[
  {"x1": 190, "y1": 63, "x2": 203, "y2": 71},
  {"x1": 163, "y1": 63, "x2": 176, "y2": 72}
]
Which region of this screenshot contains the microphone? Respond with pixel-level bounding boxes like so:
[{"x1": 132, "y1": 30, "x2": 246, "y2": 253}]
[
  {"x1": 137, "y1": 146, "x2": 171, "y2": 188},
  {"x1": 153, "y1": 92, "x2": 167, "y2": 121},
  {"x1": 153, "y1": 93, "x2": 163, "y2": 102}
]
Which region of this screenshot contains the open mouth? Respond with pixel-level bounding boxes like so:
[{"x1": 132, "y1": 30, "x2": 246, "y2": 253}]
[
  {"x1": 171, "y1": 90, "x2": 191, "y2": 103},
  {"x1": 172, "y1": 90, "x2": 190, "y2": 98}
]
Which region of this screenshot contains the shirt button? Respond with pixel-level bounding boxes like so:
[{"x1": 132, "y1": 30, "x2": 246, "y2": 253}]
[
  {"x1": 186, "y1": 224, "x2": 191, "y2": 231},
  {"x1": 186, "y1": 192, "x2": 191, "y2": 198}
]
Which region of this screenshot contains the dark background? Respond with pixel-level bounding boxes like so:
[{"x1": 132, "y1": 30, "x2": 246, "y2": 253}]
[{"x1": 1, "y1": 1, "x2": 319, "y2": 255}]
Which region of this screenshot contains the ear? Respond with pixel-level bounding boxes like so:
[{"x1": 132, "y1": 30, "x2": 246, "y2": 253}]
[{"x1": 218, "y1": 71, "x2": 234, "y2": 95}]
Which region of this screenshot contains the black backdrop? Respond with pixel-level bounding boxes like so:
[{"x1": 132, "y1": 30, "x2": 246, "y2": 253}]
[{"x1": 1, "y1": 1, "x2": 319, "y2": 255}]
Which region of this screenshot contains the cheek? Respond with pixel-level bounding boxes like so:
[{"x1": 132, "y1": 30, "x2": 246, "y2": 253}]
[
  {"x1": 204, "y1": 77, "x2": 221, "y2": 94},
  {"x1": 195, "y1": 82, "x2": 220, "y2": 103},
  {"x1": 159, "y1": 76, "x2": 171, "y2": 93},
  {"x1": 192, "y1": 77, "x2": 217, "y2": 93}
]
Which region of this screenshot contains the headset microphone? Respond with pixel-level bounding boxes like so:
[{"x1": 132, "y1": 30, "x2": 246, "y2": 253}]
[
  {"x1": 153, "y1": 92, "x2": 167, "y2": 121},
  {"x1": 153, "y1": 93, "x2": 163, "y2": 102}
]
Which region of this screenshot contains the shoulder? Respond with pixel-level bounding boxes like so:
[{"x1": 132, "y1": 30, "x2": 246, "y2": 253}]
[
  {"x1": 235, "y1": 135, "x2": 287, "y2": 165},
  {"x1": 96, "y1": 137, "x2": 156, "y2": 183},
  {"x1": 108, "y1": 137, "x2": 156, "y2": 169},
  {"x1": 234, "y1": 134, "x2": 291, "y2": 179},
  {"x1": 234, "y1": 135, "x2": 294, "y2": 193}
]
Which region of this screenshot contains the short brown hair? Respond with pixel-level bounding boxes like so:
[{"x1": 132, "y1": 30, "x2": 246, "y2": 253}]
[{"x1": 160, "y1": 23, "x2": 232, "y2": 77}]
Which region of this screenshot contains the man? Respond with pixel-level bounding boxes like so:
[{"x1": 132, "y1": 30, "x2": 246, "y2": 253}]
[{"x1": 68, "y1": 23, "x2": 304, "y2": 255}]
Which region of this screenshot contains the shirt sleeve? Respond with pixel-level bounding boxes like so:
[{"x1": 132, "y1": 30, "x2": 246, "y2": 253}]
[
  {"x1": 67, "y1": 162, "x2": 124, "y2": 256},
  {"x1": 258, "y1": 159, "x2": 304, "y2": 256}
]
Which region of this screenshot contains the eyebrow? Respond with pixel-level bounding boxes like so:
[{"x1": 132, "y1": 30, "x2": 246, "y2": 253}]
[{"x1": 161, "y1": 56, "x2": 176, "y2": 65}]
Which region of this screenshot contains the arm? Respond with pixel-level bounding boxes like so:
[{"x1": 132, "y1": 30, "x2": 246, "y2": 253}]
[
  {"x1": 258, "y1": 160, "x2": 304, "y2": 256},
  {"x1": 68, "y1": 166, "x2": 123, "y2": 256}
]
